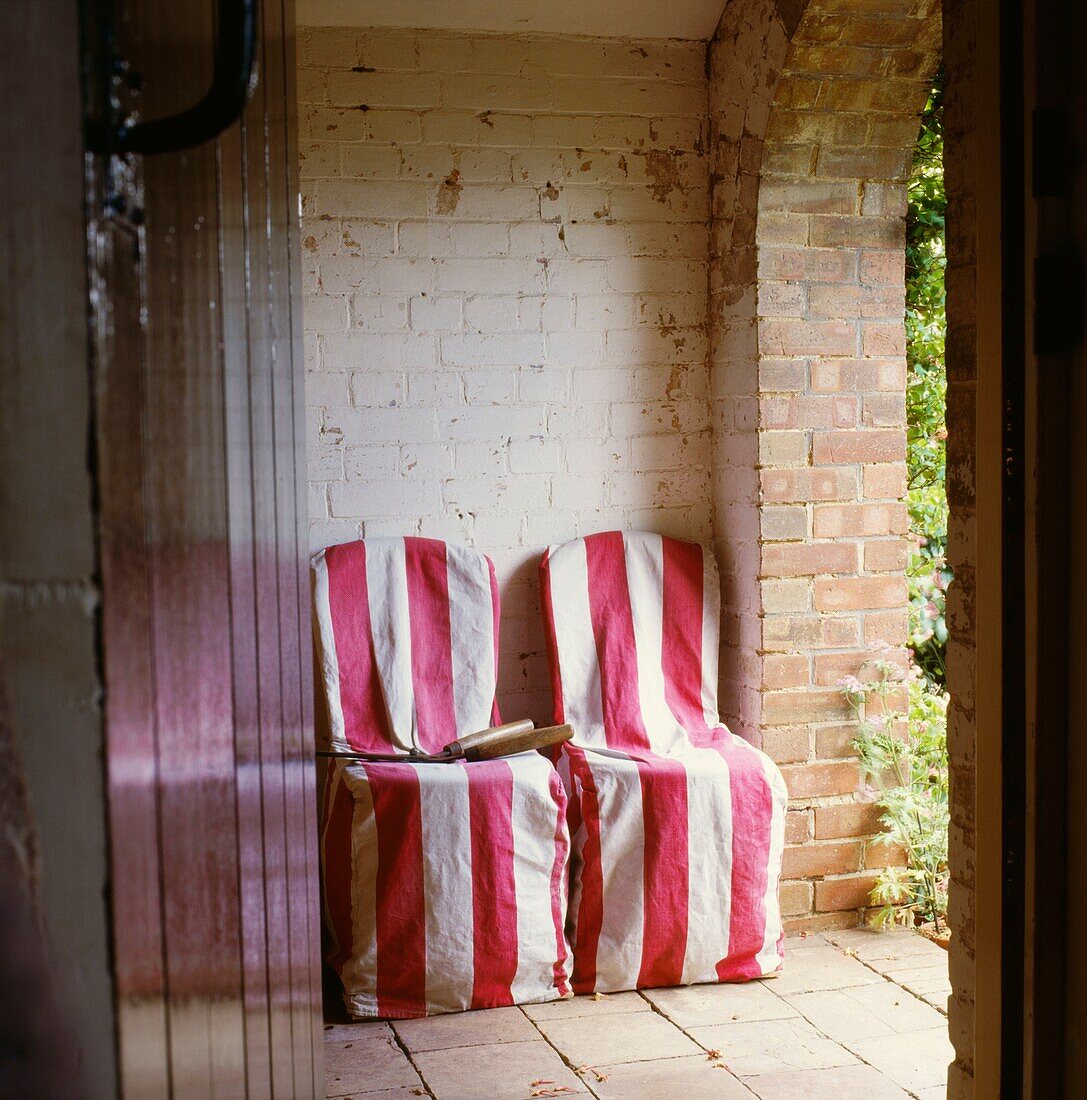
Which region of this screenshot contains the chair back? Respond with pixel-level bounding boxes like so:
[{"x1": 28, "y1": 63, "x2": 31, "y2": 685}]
[
  {"x1": 312, "y1": 537, "x2": 501, "y2": 753},
  {"x1": 540, "y1": 530, "x2": 721, "y2": 753}
]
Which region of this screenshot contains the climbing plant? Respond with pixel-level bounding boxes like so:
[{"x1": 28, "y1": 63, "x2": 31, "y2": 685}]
[
  {"x1": 842, "y1": 659, "x2": 949, "y2": 929},
  {"x1": 906, "y1": 75, "x2": 950, "y2": 686}
]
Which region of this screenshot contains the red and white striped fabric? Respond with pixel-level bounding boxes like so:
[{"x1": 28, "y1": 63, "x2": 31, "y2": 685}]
[
  {"x1": 540, "y1": 530, "x2": 787, "y2": 994},
  {"x1": 313, "y1": 537, "x2": 571, "y2": 1018}
]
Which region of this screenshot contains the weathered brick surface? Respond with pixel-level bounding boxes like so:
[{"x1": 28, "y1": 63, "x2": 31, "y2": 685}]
[
  {"x1": 814, "y1": 800, "x2": 883, "y2": 839},
  {"x1": 300, "y1": 27, "x2": 711, "y2": 721},
  {"x1": 781, "y1": 760, "x2": 861, "y2": 800},
  {"x1": 708, "y1": 0, "x2": 939, "y2": 936},
  {"x1": 813, "y1": 574, "x2": 907, "y2": 611},
  {"x1": 780, "y1": 879, "x2": 814, "y2": 917},
  {"x1": 783, "y1": 839, "x2": 864, "y2": 878},
  {"x1": 814, "y1": 872, "x2": 881, "y2": 912},
  {"x1": 785, "y1": 807, "x2": 814, "y2": 843}
]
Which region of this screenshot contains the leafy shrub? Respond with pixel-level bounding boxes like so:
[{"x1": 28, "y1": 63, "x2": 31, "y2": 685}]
[
  {"x1": 909, "y1": 544, "x2": 951, "y2": 684},
  {"x1": 906, "y1": 76, "x2": 949, "y2": 685},
  {"x1": 841, "y1": 659, "x2": 950, "y2": 929}
]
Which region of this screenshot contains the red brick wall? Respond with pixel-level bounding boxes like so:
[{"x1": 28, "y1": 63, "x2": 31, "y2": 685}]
[{"x1": 709, "y1": 0, "x2": 940, "y2": 932}]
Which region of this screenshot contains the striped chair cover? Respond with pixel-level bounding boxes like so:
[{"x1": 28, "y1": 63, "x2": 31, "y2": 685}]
[
  {"x1": 314, "y1": 537, "x2": 571, "y2": 1018},
  {"x1": 540, "y1": 530, "x2": 787, "y2": 994}
]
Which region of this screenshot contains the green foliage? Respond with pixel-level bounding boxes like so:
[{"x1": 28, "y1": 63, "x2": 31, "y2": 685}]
[
  {"x1": 907, "y1": 75, "x2": 949, "y2": 685},
  {"x1": 841, "y1": 660, "x2": 950, "y2": 929},
  {"x1": 909, "y1": 543, "x2": 951, "y2": 683}
]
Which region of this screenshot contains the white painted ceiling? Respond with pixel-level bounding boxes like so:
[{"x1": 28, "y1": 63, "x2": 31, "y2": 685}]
[{"x1": 296, "y1": 0, "x2": 725, "y2": 41}]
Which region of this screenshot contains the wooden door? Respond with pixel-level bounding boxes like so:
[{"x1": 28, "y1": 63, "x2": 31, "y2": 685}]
[{"x1": 85, "y1": 0, "x2": 322, "y2": 1094}]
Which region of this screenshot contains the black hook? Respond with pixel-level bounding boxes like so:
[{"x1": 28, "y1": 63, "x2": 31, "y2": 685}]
[{"x1": 92, "y1": 0, "x2": 258, "y2": 157}]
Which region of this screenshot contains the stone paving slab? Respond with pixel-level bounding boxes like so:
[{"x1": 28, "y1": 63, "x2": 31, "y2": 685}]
[
  {"x1": 892, "y1": 964, "x2": 953, "y2": 988},
  {"x1": 782, "y1": 932, "x2": 831, "y2": 950},
  {"x1": 743, "y1": 1062, "x2": 914, "y2": 1099},
  {"x1": 329, "y1": 1090, "x2": 426, "y2": 1100},
  {"x1": 412, "y1": 1039, "x2": 589, "y2": 1100},
  {"x1": 393, "y1": 1006, "x2": 539, "y2": 1052},
  {"x1": 519, "y1": 990, "x2": 650, "y2": 1022},
  {"x1": 826, "y1": 927, "x2": 944, "y2": 961},
  {"x1": 867, "y1": 953, "x2": 950, "y2": 977},
  {"x1": 325, "y1": 1032, "x2": 423, "y2": 1096},
  {"x1": 534, "y1": 1008, "x2": 702, "y2": 1067},
  {"x1": 765, "y1": 944, "x2": 884, "y2": 995},
  {"x1": 324, "y1": 1021, "x2": 395, "y2": 1044},
  {"x1": 587, "y1": 1053, "x2": 753, "y2": 1098},
  {"x1": 324, "y1": 928, "x2": 952, "y2": 1098},
  {"x1": 845, "y1": 1025, "x2": 954, "y2": 1092},
  {"x1": 687, "y1": 1015, "x2": 860, "y2": 1077},
  {"x1": 643, "y1": 978, "x2": 799, "y2": 1027},
  {"x1": 784, "y1": 979, "x2": 946, "y2": 1042}
]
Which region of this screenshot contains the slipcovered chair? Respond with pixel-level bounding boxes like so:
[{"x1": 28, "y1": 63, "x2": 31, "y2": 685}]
[
  {"x1": 314, "y1": 537, "x2": 571, "y2": 1018},
  {"x1": 540, "y1": 530, "x2": 787, "y2": 994}
]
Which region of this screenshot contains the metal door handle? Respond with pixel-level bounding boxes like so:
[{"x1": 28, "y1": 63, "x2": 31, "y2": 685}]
[{"x1": 111, "y1": 0, "x2": 258, "y2": 155}]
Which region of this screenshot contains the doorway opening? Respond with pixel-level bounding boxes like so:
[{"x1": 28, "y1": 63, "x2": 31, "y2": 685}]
[{"x1": 298, "y1": 4, "x2": 964, "y2": 1096}]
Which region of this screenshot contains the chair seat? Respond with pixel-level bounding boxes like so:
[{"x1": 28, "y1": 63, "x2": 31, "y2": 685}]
[
  {"x1": 321, "y1": 751, "x2": 571, "y2": 1018},
  {"x1": 560, "y1": 730, "x2": 786, "y2": 994}
]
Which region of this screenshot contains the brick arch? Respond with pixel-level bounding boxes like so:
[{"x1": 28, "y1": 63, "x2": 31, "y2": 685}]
[
  {"x1": 708, "y1": 0, "x2": 941, "y2": 924},
  {"x1": 708, "y1": 0, "x2": 799, "y2": 747}
]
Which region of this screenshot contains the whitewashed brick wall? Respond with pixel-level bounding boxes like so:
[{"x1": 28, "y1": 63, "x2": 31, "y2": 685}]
[{"x1": 299, "y1": 27, "x2": 711, "y2": 722}]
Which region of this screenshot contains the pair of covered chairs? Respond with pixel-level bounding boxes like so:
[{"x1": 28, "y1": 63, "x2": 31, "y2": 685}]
[{"x1": 314, "y1": 532, "x2": 786, "y2": 1019}]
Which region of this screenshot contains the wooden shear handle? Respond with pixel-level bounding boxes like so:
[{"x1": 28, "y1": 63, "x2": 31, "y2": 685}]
[{"x1": 449, "y1": 720, "x2": 573, "y2": 761}]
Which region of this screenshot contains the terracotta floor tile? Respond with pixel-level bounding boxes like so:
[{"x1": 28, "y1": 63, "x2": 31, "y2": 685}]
[
  {"x1": 785, "y1": 980, "x2": 946, "y2": 1041},
  {"x1": 587, "y1": 1054, "x2": 752, "y2": 1098},
  {"x1": 411, "y1": 1039, "x2": 587, "y2": 1100},
  {"x1": 769, "y1": 946, "x2": 883, "y2": 995},
  {"x1": 325, "y1": 1032, "x2": 422, "y2": 1096},
  {"x1": 520, "y1": 990, "x2": 651, "y2": 1022},
  {"x1": 743, "y1": 1063, "x2": 913, "y2": 1099},
  {"x1": 686, "y1": 1016, "x2": 858, "y2": 1077},
  {"x1": 393, "y1": 1006, "x2": 539, "y2": 1052},
  {"x1": 845, "y1": 1025, "x2": 954, "y2": 1092},
  {"x1": 536, "y1": 1009, "x2": 700, "y2": 1067},
  {"x1": 643, "y1": 980, "x2": 798, "y2": 1028}
]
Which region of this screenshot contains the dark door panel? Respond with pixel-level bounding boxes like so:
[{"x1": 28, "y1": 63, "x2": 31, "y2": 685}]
[{"x1": 85, "y1": 1, "x2": 321, "y2": 1094}]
